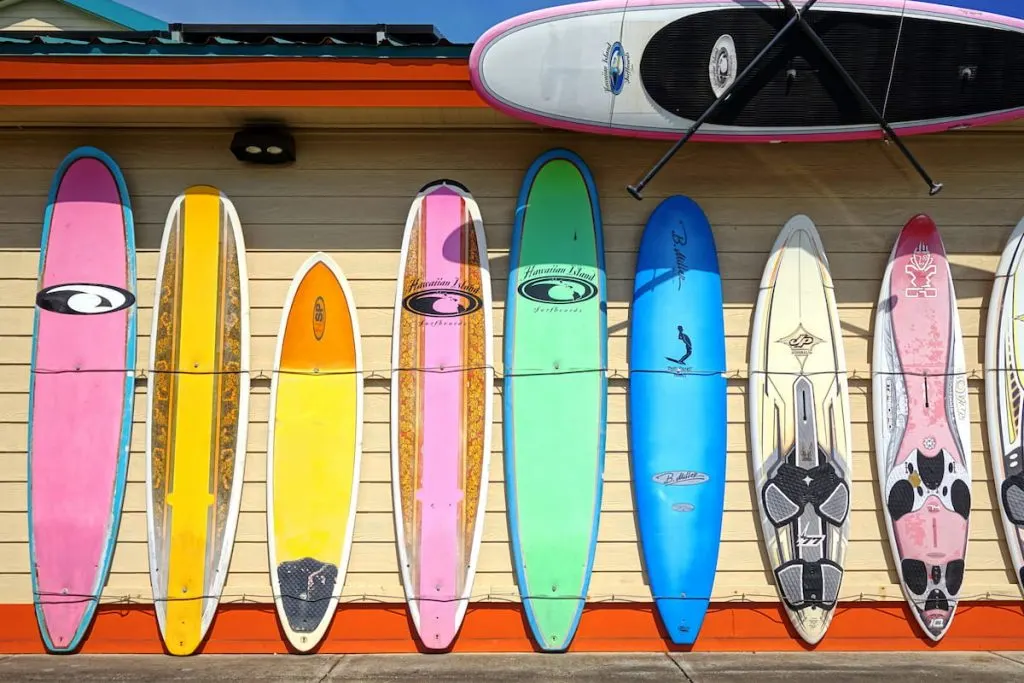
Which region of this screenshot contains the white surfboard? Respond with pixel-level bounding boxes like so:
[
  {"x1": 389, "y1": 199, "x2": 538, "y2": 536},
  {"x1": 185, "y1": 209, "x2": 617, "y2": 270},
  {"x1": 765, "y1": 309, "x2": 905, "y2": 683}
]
[
  {"x1": 748, "y1": 215, "x2": 853, "y2": 645},
  {"x1": 985, "y1": 217, "x2": 1024, "y2": 596}
]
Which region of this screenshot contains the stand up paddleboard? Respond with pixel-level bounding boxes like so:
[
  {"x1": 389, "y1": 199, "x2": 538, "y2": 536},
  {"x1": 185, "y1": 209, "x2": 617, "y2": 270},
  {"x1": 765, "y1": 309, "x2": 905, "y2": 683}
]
[
  {"x1": 873, "y1": 214, "x2": 971, "y2": 641},
  {"x1": 986, "y1": 217, "x2": 1024, "y2": 596},
  {"x1": 749, "y1": 215, "x2": 852, "y2": 645},
  {"x1": 628, "y1": 195, "x2": 726, "y2": 645},
  {"x1": 28, "y1": 146, "x2": 136, "y2": 652},
  {"x1": 267, "y1": 252, "x2": 363, "y2": 652},
  {"x1": 147, "y1": 186, "x2": 250, "y2": 655},
  {"x1": 470, "y1": 0, "x2": 1024, "y2": 141},
  {"x1": 391, "y1": 180, "x2": 493, "y2": 650},
  {"x1": 505, "y1": 149, "x2": 607, "y2": 652}
]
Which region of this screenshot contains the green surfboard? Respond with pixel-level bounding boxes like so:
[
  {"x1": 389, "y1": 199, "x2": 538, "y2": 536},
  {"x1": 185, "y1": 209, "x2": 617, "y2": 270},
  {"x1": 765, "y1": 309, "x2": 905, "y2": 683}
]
[{"x1": 504, "y1": 148, "x2": 607, "y2": 651}]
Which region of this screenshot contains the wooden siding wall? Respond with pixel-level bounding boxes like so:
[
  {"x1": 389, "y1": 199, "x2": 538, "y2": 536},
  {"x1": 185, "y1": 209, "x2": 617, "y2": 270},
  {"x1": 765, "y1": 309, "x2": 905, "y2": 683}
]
[
  {"x1": 0, "y1": 0, "x2": 121, "y2": 31},
  {"x1": 0, "y1": 128, "x2": 1021, "y2": 610}
]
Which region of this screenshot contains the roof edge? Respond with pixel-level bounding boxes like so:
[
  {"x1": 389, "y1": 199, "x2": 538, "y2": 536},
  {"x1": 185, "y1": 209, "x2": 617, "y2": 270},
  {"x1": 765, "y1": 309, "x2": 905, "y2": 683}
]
[{"x1": 0, "y1": 0, "x2": 169, "y2": 30}]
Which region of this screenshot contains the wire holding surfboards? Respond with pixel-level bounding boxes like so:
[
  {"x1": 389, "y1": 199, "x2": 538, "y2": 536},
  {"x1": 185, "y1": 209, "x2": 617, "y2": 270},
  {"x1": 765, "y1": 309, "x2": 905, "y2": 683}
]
[
  {"x1": 27, "y1": 364, "x2": 986, "y2": 380},
  {"x1": 34, "y1": 587, "x2": 1024, "y2": 606},
  {"x1": 625, "y1": 0, "x2": 942, "y2": 200}
]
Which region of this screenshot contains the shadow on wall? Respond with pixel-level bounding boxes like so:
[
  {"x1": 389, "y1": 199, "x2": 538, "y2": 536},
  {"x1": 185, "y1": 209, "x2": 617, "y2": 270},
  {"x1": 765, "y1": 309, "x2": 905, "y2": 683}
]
[{"x1": 8, "y1": 127, "x2": 1014, "y2": 305}]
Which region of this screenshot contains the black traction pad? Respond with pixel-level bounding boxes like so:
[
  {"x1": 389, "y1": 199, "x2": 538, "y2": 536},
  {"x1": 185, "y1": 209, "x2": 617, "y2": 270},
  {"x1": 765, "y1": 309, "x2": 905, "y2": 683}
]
[
  {"x1": 277, "y1": 557, "x2": 339, "y2": 634},
  {"x1": 639, "y1": 8, "x2": 1024, "y2": 128}
]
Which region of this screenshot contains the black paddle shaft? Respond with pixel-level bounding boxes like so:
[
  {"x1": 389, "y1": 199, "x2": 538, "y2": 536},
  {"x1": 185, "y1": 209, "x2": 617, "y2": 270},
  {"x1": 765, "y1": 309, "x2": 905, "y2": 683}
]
[{"x1": 626, "y1": 0, "x2": 943, "y2": 199}]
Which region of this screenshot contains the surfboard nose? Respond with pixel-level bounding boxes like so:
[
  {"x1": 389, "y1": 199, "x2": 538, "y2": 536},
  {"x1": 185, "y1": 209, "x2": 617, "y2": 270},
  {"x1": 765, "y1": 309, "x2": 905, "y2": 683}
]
[{"x1": 470, "y1": 8, "x2": 622, "y2": 129}]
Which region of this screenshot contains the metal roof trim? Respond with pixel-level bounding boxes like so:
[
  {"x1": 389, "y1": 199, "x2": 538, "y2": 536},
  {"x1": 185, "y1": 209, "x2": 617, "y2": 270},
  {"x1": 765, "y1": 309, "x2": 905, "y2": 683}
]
[{"x1": 0, "y1": 23, "x2": 470, "y2": 56}]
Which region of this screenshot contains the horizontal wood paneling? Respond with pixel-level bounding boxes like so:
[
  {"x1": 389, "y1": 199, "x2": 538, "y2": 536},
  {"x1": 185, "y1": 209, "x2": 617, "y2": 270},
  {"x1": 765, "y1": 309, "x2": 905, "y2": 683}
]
[{"x1": 0, "y1": 127, "x2": 1021, "y2": 612}]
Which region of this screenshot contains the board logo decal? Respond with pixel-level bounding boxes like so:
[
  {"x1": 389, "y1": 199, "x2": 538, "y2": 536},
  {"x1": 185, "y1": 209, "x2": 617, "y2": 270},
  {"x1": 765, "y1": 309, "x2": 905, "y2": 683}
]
[
  {"x1": 653, "y1": 470, "x2": 709, "y2": 486},
  {"x1": 312, "y1": 296, "x2": 326, "y2": 340},
  {"x1": 904, "y1": 242, "x2": 938, "y2": 298},
  {"x1": 953, "y1": 376, "x2": 968, "y2": 420},
  {"x1": 672, "y1": 502, "x2": 695, "y2": 513},
  {"x1": 777, "y1": 324, "x2": 824, "y2": 366},
  {"x1": 666, "y1": 325, "x2": 693, "y2": 366},
  {"x1": 36, "y1": 283, "x2": 135, "y2": 315},
  {"x1": 602, "y1": 41, "x2": 631, "y2": 96},
  {"x1": 403, "y1": 276, "x2": 483, "y2": 319},
  {"x1": 404, "y1": 288, "x2": 482, "y2": 318},
  {"x1": 671, "y1": 229, "x2": 690, "y2": 288},
  {"x1": 517, "y1": 265, "x2": 598, "y2": 305},
  {"x1": 709, "y1": 34, "x2": 737, "y2": 99}
]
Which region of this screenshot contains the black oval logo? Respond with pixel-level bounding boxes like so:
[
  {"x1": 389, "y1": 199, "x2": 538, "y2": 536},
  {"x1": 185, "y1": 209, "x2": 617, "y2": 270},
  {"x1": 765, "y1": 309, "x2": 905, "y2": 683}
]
[
  {"x1": 517, "y1": 276, "x2": 598, "y2": 304},
  {"x1": 403, "y1": 288, "x2": 482, "y2": 318},
  {"x1": 312, "y1": 296, "x2": 326, "y2": 340},
  {"x1": 36, "y1": 283, "x2": 135, "y2": 315}
]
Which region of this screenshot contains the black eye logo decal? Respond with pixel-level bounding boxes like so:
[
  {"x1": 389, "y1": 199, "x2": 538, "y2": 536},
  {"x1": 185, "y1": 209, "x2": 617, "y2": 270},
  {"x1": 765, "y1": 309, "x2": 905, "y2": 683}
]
[
  {"x1": 517, "y1": 276, "x2": 598, "y2": 304},
  {"x1": 36, "y1": 283, "x2": 135, "y2": 315},
  {"x1": 403, "y1": 288, "x2": 483, "y2": 318}
]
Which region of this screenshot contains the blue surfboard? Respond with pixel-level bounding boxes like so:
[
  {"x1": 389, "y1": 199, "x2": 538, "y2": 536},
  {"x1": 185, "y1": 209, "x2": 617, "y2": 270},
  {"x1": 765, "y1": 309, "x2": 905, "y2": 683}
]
[{"x1": 628, "y1": 195, "x2": 727, "y2": 645}]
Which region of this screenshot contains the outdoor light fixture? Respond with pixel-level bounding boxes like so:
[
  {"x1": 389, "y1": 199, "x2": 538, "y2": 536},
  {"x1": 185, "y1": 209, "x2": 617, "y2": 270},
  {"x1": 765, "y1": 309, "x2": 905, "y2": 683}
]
[{"x1": 229, "y1": 126, "x2": 296, "y2": 164}]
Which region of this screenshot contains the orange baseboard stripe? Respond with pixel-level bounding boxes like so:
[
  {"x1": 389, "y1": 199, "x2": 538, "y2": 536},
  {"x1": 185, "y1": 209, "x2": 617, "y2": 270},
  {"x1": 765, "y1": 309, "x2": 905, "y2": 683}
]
[{"x1": 2, "y1": 602, "x2": 1024, "y2": 654}]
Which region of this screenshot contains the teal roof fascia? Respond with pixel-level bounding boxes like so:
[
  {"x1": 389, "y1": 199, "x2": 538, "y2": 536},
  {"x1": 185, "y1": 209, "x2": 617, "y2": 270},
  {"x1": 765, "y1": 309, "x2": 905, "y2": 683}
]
[
  {"x1": 0, "y1": 38, "x2": 473, "y2": 58},
  {"x1": 60, "y1": 0, "x2": 168, "y2": 30}
]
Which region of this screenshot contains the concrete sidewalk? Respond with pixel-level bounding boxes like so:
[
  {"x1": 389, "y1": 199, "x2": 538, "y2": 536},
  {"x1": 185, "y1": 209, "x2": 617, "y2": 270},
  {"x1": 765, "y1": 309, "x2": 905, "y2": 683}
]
[{"x1": 0, "y1": 652, "x2": 1022, "y2": 682}]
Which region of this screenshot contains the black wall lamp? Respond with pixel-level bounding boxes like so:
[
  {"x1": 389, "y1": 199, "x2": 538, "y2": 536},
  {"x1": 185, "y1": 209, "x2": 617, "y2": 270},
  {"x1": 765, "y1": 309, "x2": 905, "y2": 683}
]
[{"x1": 230, "y1": 125, "x2": 296, "y2": 165}]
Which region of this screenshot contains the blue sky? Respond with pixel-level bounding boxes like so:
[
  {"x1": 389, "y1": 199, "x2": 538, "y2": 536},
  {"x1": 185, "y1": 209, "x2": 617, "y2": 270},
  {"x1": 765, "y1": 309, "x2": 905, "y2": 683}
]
[
  {"x1": 121, "y1": 0, "x2": 564, "y2": 43},
  {"x1": 121, "y1": 0, "x2": 1024, "y2": 43}
]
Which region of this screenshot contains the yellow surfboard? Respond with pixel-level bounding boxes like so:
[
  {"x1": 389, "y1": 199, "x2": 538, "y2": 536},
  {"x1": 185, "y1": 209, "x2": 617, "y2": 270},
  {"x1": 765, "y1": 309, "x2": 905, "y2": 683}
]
[
  {"x1": 146, "y1": 185, "x2": 250, "y2": 656},
  {"x1": 267, "y1": 252, "x2": 363, "y2": 652}
]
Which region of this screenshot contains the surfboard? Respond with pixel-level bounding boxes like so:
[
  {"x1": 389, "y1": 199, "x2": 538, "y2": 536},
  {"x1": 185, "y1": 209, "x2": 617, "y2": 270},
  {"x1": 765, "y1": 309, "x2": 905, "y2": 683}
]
[
  {"x1": 146, "y1": 185, "x2": 250, "y2": 656},
  {"x1": 391, "y1": 180, "x2": 493, "y2": 650},
  {"x1": 27, "y1": 146, "x2": 136, "y2": 652},
  {"x1": 748, "y1": 215, "x2": 852, "y2": 645},
  {"x1": 267, "y1": 252, "x2": 363, "y2": 652},
  {"x1": 985, "y1": 217, "x2": 1024, "y2": 597},
  {"x1": 628, "y1": 195, "x2": 726, "y2": 645},
  {"x1": 504, "y1": 149, "x2": 607, "y2": 652},
  {"x1": 470, "y1": 0, "x2": 1024, "y2": 142},
  {"x1": 874, "y1": 214, "x2": 971, "y2": 641}
]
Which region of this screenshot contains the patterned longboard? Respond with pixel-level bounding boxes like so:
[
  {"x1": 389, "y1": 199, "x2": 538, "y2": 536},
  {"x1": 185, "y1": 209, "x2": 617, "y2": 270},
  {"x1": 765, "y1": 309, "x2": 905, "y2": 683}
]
[
  {"x1": 504, "y1": 149, "x2": 607, "y2": 652},
  {"x1": 986, "y1": 217, "x2": 1024, "y2": 596},
  {"x1": 874, "y1": 214, "x2": 971, "y2": 641},
  {"x1": 748, "y1": 215, "x2": 852, "y2": 645},
  {"x1": 391, "y1": 180, "x2": 493, "y2": 650},
  {"x1": 28, "y1": 146, "x2": 136, "y2": 652},
  {"x1": 146, "y1": 185, "x2": 250, "y2": 655},
  {"x1": 268, "y1": 252, "x2": 363, "y2": 652}
]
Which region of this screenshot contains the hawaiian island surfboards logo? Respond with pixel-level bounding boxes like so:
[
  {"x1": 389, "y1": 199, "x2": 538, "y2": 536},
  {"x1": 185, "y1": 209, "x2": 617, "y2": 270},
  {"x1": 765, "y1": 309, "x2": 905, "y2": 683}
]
[
  {"x1": 312, "y1": 296, "x2": 326, "y2": 340},
  {"x1": 36, "y1": 283, "x2": 135, "y2": 315},
  {"x1": 602, "y1": 41, "x2": 632, "y2": 95},
  {"x1": 403, "y1": 276, "x2": 483, "y2": 319},
  {"x1": 517, "y1": 264, "x2": 599, "y2": 308}
]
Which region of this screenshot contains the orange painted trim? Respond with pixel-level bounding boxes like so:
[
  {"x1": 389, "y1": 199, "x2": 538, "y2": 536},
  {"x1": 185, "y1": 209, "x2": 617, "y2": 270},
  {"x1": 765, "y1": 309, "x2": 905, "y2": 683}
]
[
  {"x1": 0, "y1": 58, "x2": 487, "y2": 108},
  {"x1": 3, "y1": 602, "x2": 1024, "y2": 654}
]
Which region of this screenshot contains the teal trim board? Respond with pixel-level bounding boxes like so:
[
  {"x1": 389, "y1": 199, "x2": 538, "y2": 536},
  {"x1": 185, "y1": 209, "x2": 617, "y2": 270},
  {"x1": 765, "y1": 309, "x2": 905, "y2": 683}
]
[{"x1": 503, "y1": 148, "x2": 607, "y2": 652}]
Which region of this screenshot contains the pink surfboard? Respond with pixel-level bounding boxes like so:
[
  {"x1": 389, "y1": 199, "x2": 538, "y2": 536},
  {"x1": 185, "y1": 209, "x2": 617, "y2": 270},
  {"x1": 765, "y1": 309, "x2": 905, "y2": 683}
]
[
  {"x1": 873, "y1": 214, "x2": 971, "y2": 641},
  {"x1": 391, "y1": 180, "x2": 493, "y2": 650},
  {"x1": 28, "y1": 147, "x2": 137, "y2": 652}
]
